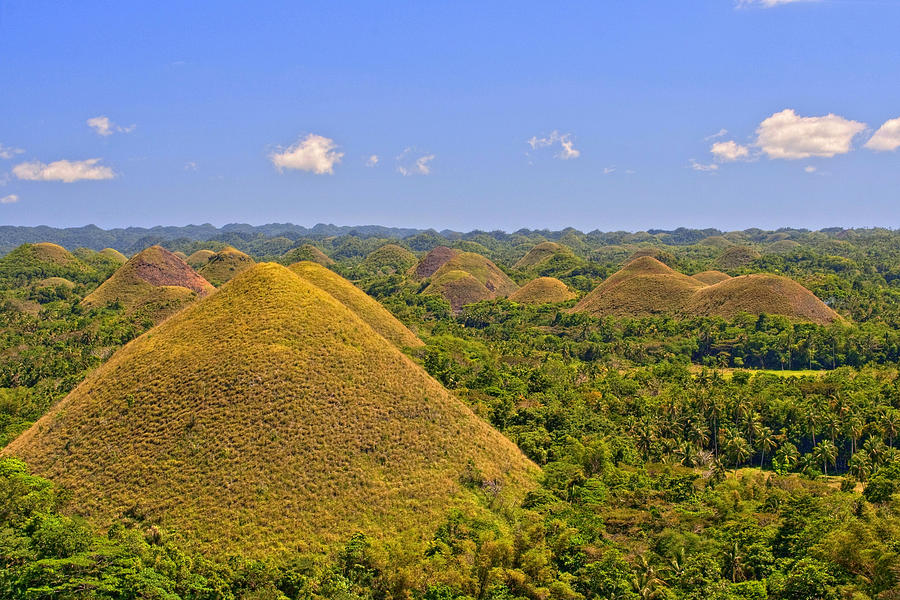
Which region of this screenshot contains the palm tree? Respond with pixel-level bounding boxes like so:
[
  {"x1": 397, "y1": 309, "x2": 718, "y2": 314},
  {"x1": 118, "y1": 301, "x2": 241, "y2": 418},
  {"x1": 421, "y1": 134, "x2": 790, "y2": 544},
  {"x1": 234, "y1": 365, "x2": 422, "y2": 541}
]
[
  {"x1": 757, "y1": 426, "x2": 778, "y2": 468},
  {"x1": 848, "y1": 450, "x2": 871, "y2": 482},
  {"x1": 725, "y1": 430, "x2": 751, "y2": 470},
  {"x1": 814, "y1": 440, "x2": 838, "y2": 476},
  {"x1": 882, "y1": 409, "x2": 900, "y2": 448},
  {"x1": 632, "y1": 556, "x2": 666, "y2": 600}
]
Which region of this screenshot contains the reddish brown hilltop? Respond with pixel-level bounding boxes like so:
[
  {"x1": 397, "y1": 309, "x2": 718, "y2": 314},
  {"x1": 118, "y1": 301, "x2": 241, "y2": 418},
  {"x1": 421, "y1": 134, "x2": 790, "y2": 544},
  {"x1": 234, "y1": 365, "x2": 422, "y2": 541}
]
[
  {"x1": 413, "y1": 246, "x2": 460, "y2": 279},
  {"x1": 682, "y1": 274, "x2": 840, "y2": 324},
  {"x1": 692, "y1": 270, "x2": 731, "y2": 285}
]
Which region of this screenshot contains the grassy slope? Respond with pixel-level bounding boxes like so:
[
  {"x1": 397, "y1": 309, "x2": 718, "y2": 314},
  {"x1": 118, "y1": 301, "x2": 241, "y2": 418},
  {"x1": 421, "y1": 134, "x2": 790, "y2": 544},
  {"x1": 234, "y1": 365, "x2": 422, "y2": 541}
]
[
  {"x1": 361, "y1": 244, "x2": 417, "y2": 275},
  {"x1": 683, "y1": 273, "x2": 840, "y2": 324},
  {"x1": 198, "y1": 247, "x2": 256, "y2": 286},
  {"x1": 0, "y1": 243, "x2": 91, "y2": 282},
  {"x1": 573, "y1": 256, "x2": 705, "y2": 317},
  {"x1": 4, "y1": 263, "x2": 536, "y2": 557},
  {"x1": 186, "y1": 249, "x2": 216, "y2": 268},
  {"x1": 691, "y1": 270, "x2": 731, "y2": 285},
  {"x1": 288, "y1": 260, "x2": 423, "y2": 348},
  {"x1": 424, "y1": 269, "x2": 494, "y2": 311},
  {"x1": 281, "y1": 244, "x2": 334, "y2": 266},
  {"x1": 509, "y1": 277, "x2": 575, "y2": 304},
  {"x1": 431, "y1": 252, "x2": 519, "y2": 296},
  {"x1": 412, "y1": 246, "x2": 460, "y2": 279},
  {"x1": 513, "y1": 242, "x2": 572, "y2": 269}
]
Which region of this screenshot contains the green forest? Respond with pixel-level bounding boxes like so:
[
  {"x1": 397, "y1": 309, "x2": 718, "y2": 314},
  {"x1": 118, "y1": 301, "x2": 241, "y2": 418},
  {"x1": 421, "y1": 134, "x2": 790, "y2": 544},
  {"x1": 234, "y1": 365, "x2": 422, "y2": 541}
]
[{"x1": 1, "y1": 226, "x2": 899, "y2": 599}]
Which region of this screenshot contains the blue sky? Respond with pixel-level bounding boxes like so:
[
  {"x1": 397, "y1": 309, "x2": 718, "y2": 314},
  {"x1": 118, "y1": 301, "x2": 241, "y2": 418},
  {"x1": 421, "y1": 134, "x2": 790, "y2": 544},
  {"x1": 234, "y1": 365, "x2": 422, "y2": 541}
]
[{"x1": 1, "y1": 0, "x2": 899, "y2": 231}]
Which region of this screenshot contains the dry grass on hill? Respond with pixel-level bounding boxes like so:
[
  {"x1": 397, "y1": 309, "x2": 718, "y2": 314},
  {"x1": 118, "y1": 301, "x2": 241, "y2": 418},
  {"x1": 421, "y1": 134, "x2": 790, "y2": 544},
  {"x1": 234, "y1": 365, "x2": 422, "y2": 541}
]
[
  {"x1": 198, "y1": 247, "x2": 256, "y2": 286},
  {"x1": 430, "y1": 252, "x2": 518, "y2": 297},
  {"x1": 509, "y1": 277, "x2": 575, "y2": 304},
  {"x1": 186, "y1": 249, "x2": 216, "y2": 269},
  {"x1": 412, "y1": 246, "x2": 460, "y2": 279},
  {"x1": 0, "y1": 242, "x2": 91, "y2": 282},
  {"x1": 513, "y1": 242, "x2": 572, "y2": 270},
  {"x1": 3, "y1": 263, "x2": 537, "y2": 557},
  {"x1": 572, "y1": 256, "x2": 706, "y2": 317},
  {"x1": 82, "y1": 246, "x2": 214, "y2": 322},
  {"x1": 29, "y1": 242, "x2": 79, "y2": 266},
  {"x1": 691, "y1": 270, "x2": 732, "y2": 285},
  {"x1": 767, "y1": 240, "x2": 802, "y2": 254},
  {"x1": 36, "y1": 277, "x2": 76, "y2": 290},
  {"x1": 99, "y1": 248, "x2": 128, "y2": 264},
  {"x1": 424, "y1": 269, "x2": 495, "y2": 312},
  {"x1": 682, "y1": 274, "x2": 840, "y2": 324},
  {"x1": 288, "y1": 260, "x2": 423, "y2": 348}
]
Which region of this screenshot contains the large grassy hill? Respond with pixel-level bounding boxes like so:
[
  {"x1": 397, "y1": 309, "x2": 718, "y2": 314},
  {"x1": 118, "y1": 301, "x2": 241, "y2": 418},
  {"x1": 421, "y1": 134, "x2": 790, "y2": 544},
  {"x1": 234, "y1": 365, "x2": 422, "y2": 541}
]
[
  {"x1": 288, "y1": 260, "x2": 423, "y2": 348},
  {"x1": 197, "y1": 246, "x2": 255, "y2": 286},
  {"x1": 4, "y1": 263, "x2": 536, "y2": 557},
  {"x1": 509, "y1": 277, "x2": 575, "y2": 304},
  {"x1": 0, "y1": 242, "x2": 92, "y2": 283}
]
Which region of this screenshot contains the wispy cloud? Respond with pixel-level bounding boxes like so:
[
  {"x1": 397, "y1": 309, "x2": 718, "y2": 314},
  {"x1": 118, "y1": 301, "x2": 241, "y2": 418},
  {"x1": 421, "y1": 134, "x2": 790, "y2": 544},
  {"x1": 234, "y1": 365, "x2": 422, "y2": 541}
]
[
  {"x1": 690, "y1": 159, "x2": 719, "y2": 172},
  {"x1": 804, "y1": 166, "x2": 817, "y2": 173},
  {"x1": 527, "y1": 130, "x2": 580, "y2": 160},
  {"x1": 865, "y1": 117, "x2": 900, "y2": 152},
  {"x1": 0, "y1": 143, "x2": 25, "y2": 160},
  {"x1": 603, "y1": 167, "x2": 616, "y2": 175},
  {"x1": 270, "y1": 134, "x2": 343, "y2": 174},
  {"x1": 13, "y1": 158, "x2": 115, "y2": 182},
  {"x1": 705, "y1": 129, "x2": 728, "y2": 141},
  {"x1": 87, "y1": 116, "x2": 135, "y2": 136},
  {"x1": 184, "y1": 161, "x2": 199, "y2": 171},
  {"x1": 366, "y1": 154, "x2": 379, "y2": 167},
  {"x1": 0, "y1": 194, "x2": 19, "y2": 204},
  {"x1": 396, "y1": 148, "x2": 435, "y2": 176}
]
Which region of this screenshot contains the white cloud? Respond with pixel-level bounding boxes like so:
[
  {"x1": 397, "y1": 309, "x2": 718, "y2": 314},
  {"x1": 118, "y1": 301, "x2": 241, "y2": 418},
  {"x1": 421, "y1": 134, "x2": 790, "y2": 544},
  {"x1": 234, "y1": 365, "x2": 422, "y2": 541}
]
[
  {"x1": 804, "y1": 166, "x2": 817, "y2": 173},
  {"x1": 705, "y1": 129, "x2": 728, "y2": 141},
  {"x1": 396, "y1": 149, "x2": 435, "y2": 176},
  {"x1": 737, "y1": 0, "x2": 819, "y2": 8},
  {"x1": 603, "y1": 167, "x2": 616, "y2": 175},
  {"x1": 690, "y1": 159, "x2": 719, "y2": 172},
  {"x1": 865, "y1": 117, "x2": 900, "y2": 152},
  {"x1": 527, "y1": 130, "x2": 581, "y2": 160},
  {"x1": 0, "y1": 194, "x2": 18, "y2": 204},
  {"x1": 710, "y1": 140, "x2": 751, "y2": 162},
  {"x1": 755, "y1": 109, "x2": 866, "y2": 159},
  {"x1": 366, "y1": 154, "x2": 379, "y2": 167},
  {"x1": 87, "y1": 116, "x2": 135, "y2": 136},
  {"x1": 270, "y1": 134, "x2": 343, "y2": 175},
  {"x1": 0, "y1": 143, "x2": 24, "y2": 160},
  {"x1": 184, "y1": 161, "x2": 199, "y2": 171},
  {"x1": 12, "y1": 158, "x2": 115, "y2": 182}
]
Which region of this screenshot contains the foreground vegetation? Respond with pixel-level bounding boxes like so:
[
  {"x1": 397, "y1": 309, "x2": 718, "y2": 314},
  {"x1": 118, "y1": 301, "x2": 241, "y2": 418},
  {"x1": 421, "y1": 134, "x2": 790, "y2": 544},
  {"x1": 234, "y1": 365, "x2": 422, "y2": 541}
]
[{"x1": 1, "y1": 227, "x2": 900, "y2": 598}]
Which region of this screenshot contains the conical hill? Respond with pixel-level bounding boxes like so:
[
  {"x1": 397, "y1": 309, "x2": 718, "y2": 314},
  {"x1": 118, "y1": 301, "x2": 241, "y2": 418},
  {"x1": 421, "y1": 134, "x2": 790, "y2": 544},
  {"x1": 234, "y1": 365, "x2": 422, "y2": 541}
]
[
  {"x1": 682, "y1": 274, "x2": 839, "y2": 324},
  {"x1": 0, "y1": 242, "x2": 90, "y2": 282},
  {"x1": 198, "y1": 246, "x2": 255, "y2": 286},
  {"x1": 361, "y1": 244, "x2": 417, "y2": 275},
  {"x1": 412, "y1": 246, "x2": 460, "y2": 279},
  {"x1": 513, "y1": 242, "x2": 573, "y2": 270},
  {"x1": 288, "y1": 260, "x2": 423, "y2": 348},
  {"x1": 692, "y1": 270, "x2": 731, "y2": 285},
  {"x1": 424, "y1": 269, "x2": 495, "y2": 312},
  {"x1": 572, "y1": 256, "x2": 705, "y2": 317},
  {"x1": 186, "y1": 249, "x2": 216, "y2": 268},
  {"x1": 4, "y1": 263, "x2": 536, "y2": 556},
  {"x1": 82, "y1": 246, "x2": 214, "y2": 321},
  {"x1": 509, "y1": 277, "x2": 576, "y2": 304},
  {"x1": 281, "y1": 244, "x2": 334, "y2": 266}
]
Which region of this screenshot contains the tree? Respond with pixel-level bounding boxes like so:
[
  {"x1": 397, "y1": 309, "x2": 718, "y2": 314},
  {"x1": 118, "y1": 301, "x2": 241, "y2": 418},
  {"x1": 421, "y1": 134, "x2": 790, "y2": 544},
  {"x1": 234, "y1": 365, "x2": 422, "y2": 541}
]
[
  {"x1": 756, "y1": 426, "x2": 778, "y2": 468},
  {"x1": 813, "y1": 440, "x2": 838, "y2": 476}
]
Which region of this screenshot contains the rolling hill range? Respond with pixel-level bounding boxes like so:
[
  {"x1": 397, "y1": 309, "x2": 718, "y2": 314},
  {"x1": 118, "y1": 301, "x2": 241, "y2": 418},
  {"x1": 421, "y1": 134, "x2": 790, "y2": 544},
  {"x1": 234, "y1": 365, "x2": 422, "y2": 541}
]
[
  {"x1": 509, "y1": 277, "x2": 576, "y2": 304},
  {"x1": 574, "y1": 256, "x2": 838, "y2": 323},
  {"x1": 3, "y1": 263, "x2": 536, "y2": 556},
  {"x1": 288, "y1": 260, "x2": 424, "y2": 348},
  {"x1": 82, "y1": 246, "x2": 215, "y2": 321}
]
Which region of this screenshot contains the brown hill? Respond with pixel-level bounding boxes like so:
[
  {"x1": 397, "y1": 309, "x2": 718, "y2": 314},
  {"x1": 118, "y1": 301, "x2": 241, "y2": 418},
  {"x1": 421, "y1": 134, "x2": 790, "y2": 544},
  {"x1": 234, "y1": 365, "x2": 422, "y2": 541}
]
[
  {"x1": 572, "y1": 256, "x2": 705, "y2": 317},
  {"x1": 509, "y1": 277, "x2": 576, "y2": 304},
  {"x1": 513, "y1": 242, "x2": 573, "y2": 270},
  {"x1": 692, "y1": 270, "x2": 731, "y2": 285},
  {"x1": 3, "y1": 263, "x2": 536, "y2": 556},
  {"x1": 99, "y1": 248, "x2": 128, "y2": 264},
  {"x1": 198, "y1": 247, "x2": 255, "y2": 286},
  {"x1": 186, "y1": 249, "x2": 216, "y2": 269},
  {"x1": 82, "y1": 246, "x2": 214, "y2": 321},
  {"x1": 626, "y1": 247, "x2": 676, "y2": 266},
  {"x1": 412, "y1": 246, "x2": 460, "y2": 279},
  {"x1": 288, "y1": 261, "x2": 423, "y2": 348},
  {"x1": 767, "y1": 240, "x2": 802, "y2": 254},
  {"x1": 682, "y1": 274, "x2": 840, "y2": 324},
  {"x1": 281, "y1": 244, "x2": 334, "y2": 266},
  {"x1": 361, "y1": 244, "x2": 418, "y2": 275},
  {"x1": 423, "y1": 269, "x2": 495, "y2": 312}
]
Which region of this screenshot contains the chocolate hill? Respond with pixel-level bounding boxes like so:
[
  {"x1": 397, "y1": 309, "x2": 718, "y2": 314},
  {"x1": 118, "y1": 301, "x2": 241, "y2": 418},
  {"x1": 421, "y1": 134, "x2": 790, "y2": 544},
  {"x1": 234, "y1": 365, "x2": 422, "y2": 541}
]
[
  {"x1": 509, "y1": 277, "x2": 576, "y2": 304},
  {"x1": 692, "y1": 270, "x2": 731, "y2": 285},
  {"x1": 418, "y1": 250, "x2": 519, "y2": 311},
  {"x1": 361, "y1": 244, "x2": 418, "y2": 275},
  {"x1": 513, "y1": 242, "x2": 574, "y2": 270},
  {"x1": 288, "y1": 260, "x2": 423, "y2": 348},
  {"x1": 186, "y1": 249, "x2": 216, "y2": 269},
  {"x1": 82, "y1": 246, "x2": 214, "y2": 321},
  {"x1": 3, "y1": 263, "x2": 536, "y2": 556},
  {"x1": 197, "y1": 246, "x2": 256, "y2": 286},
  {"x1": 281, "y1": 244, "x2": 334, "y2": 266}
]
